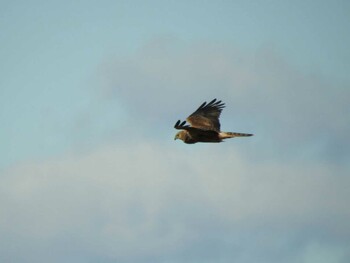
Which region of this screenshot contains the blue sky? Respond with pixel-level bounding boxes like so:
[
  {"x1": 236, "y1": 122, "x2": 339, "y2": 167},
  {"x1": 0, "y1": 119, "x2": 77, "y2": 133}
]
[{"x1": 1, "y1": 1, "x2": 350, "y2": 262}]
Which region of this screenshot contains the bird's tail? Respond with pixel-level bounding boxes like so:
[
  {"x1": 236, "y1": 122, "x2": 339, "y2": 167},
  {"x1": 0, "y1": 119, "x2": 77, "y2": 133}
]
[{"x1": 219, "y1": 132, "x2": 253, "y2": 139}]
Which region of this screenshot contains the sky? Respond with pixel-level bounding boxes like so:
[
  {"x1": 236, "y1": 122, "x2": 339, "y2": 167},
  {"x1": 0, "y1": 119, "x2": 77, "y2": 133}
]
[{"x1": 1, "y1": 0, "x2": 350, "y2": 262}]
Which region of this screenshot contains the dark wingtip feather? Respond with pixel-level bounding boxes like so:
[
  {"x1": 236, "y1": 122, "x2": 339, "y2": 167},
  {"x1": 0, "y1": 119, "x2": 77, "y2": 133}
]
[
  {"x1": 207, "y1": 98, "x2": 217, "y2": 106},
  {"x1": 198, "y1": 101, "x2": 207, "y2": 110},
  {"x1": 174, "y1": 120, "x2": 181, "y2": 128},
  {"x1": 197, "y1": 98, "x2": 227, "y2": 111}
]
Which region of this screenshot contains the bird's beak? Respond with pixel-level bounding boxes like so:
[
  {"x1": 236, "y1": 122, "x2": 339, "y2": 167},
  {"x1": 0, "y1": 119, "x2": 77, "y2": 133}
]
[{"x1": 174, "y1": 136, "x2": 177, "y2": 140}]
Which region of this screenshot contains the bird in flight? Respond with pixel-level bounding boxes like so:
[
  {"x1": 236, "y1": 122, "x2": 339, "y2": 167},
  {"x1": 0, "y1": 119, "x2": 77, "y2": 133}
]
[{"x1": 174, "y1": 99, "x2": 253, "y2": 144}]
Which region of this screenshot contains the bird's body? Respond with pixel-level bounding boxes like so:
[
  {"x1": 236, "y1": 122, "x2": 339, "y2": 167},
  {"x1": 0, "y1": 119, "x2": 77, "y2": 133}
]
[
  {"x1": 174, "y1": 99, "x2": 253, "y2": 144},
  {"x1": 175, "y1": 129, "x2": 221, "y2": 144}
]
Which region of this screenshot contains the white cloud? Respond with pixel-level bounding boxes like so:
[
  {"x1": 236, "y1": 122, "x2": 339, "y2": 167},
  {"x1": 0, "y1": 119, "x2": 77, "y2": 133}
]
[{"x1": 1, "y1": 140, "x2": 349, "y2": 262}]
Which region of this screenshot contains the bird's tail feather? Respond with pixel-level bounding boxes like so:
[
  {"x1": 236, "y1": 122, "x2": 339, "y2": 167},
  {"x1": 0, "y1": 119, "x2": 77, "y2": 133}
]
[{"x1": 219, "y1": 132, "x2": 253, "y2": 139}]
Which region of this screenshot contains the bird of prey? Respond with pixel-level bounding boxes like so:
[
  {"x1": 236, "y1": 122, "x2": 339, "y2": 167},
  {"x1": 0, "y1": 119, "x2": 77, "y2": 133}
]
[{"x1": 174, "y1": 99, "x2": 253, "y2": 144}]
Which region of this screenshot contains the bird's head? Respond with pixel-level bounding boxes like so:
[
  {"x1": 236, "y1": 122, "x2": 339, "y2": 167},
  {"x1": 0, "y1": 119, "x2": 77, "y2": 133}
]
[{"x1": 174, "y1": 131, "x2": 185, "y2": 141}]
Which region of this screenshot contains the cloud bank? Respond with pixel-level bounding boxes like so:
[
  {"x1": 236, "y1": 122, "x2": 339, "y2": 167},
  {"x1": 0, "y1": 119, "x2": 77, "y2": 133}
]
[{"x1": 1, "y1": 141, "x2": 349, "y2": 263}]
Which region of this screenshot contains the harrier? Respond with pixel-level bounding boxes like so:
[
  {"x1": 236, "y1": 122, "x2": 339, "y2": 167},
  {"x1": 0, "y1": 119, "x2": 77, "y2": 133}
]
[{"x1": 174, "y1": 99, "x2": 253, "y2": 144}]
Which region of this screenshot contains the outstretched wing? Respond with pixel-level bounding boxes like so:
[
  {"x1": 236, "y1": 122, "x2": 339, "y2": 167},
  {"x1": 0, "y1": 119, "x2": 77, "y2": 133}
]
[
  {"x1": 174, "y1": 120, "x2": 198, "y2": 132},
  {"x1": 186, "y1": 99, "x2": 225, "y2": 132}
]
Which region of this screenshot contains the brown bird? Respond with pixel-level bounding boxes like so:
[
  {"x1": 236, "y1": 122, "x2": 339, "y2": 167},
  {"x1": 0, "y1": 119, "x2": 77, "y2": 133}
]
[{"x1": 174, "y1": 99, "x2": 253, "y2": 144}]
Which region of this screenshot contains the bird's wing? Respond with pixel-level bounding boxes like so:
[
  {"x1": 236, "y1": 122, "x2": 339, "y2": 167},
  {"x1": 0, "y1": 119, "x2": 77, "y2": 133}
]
[
  {"x1": 174, "y1": 120, "x2": 198, "y2": 132},
  {"x1": 186, "y1": 99, "x2": 225, "y2": 132}
]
